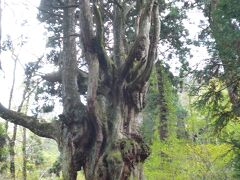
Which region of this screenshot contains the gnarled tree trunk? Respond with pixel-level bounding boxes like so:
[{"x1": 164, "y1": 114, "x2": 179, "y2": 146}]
[{"x1": 0, "y1": 0, "x2": 160, "y2": 179}]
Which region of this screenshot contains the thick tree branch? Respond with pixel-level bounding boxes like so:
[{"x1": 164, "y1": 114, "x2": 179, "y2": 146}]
[
  {"x1": 113, "y1": 0, "x2": 125, "y2": 66},
  {"x1": 93, "y1": 3, "x2": 113, "y2": 77},
  {"x1": 78, "y1": 4, "x2": 106, "y2": 164},
  {"x1": 0, "y1": 103, "x2": 59, "y2": 140},
  {"x1": 42, "y1": 69, "x2": 88, "y2": 94},
  {"x1": 42, "y1": 69, "x2": 88, "y2": 83},
  {"x1": 120, "y1": 0, "x2": 155, "y2": 82},
  {"x1": 42, "y1": 69, "x2": 109, "y2": 96},
  {"x1": 41, "y1": 71, "x2": 62, "y2": 82},
  {"x1": 135, "y1": 0, "x2": 144, "y2": 37},
  {"x1": 79, "y1": 0, "x2": 95, "y2": 52},
  {"x1": 127, "y1": 3, "x2": 160, "y2": 90},
  {"x1": 79, "y1": 1, "x2": 100, "y2": 132}
]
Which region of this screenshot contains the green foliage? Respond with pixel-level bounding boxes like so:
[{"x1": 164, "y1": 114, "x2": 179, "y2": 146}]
[
  {"x1": 212, "y1": 0, "x2": 240, "y2": 60},
  {"x1": 144, "y1": 133, "x2": 234, "y2": 179},
  {"x1": 49, "y1": 156, "x2": 62, "y2": 177},
  {"x1": 142, "y1": 66, "x2": 238, "y2": 179},
  {"x1": 0, "y1": 123, "x2": 7, "y2": 173},
  {"x1": 158, "y1": 0, "x2": 193, "y2": 75},
  {"x1": 216, "y1": 122, "x2": 240, "y2": 178},
  {"x1": 193, "y1": 0, "x2": 240, "y2": 130},
  {"x1": 26, "y1": 135, "x2": 45, "y2": 167},
  {"x1": 191, "y1": 78, "x2": 240, "y2": 134},
  {"x1": 142, "y1": 69, "x2": 159, "y2": 143}
]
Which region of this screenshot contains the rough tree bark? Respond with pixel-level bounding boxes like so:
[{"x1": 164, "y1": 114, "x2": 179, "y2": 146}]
[
  {"x1": 155, "y1": 61, "x2": 168, "y2": 141},
  {"x1": 0, "y1": 0, "x2": 160, "y2": 179}
]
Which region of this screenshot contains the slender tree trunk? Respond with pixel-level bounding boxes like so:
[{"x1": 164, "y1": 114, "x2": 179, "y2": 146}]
[
  {"x1": 10, "y1": 124, "x2": 17, "y2": 180},
  {"x1": 22, "y1": 97, "x2": 30, "y2": 180},
  {"x1": 6, "y1": 58, "x2": 17, "y2": 180},
  {"x1": 22, "y1": 127, "x2": 27, "y2": 180},
  {"x1": 6, "y1": 56, "x2": 32, "y2": 179}
]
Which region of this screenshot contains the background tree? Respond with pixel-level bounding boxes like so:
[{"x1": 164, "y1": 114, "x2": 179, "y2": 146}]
[
  {"x1": 141, "y1": 0, "x2": 192, "y2": 144},
  {"x1": 142, "y1": 1, "x2": 239, "y2": 178},
  {"x1": 2, "y1": 36, "x2": 22, "y2": 179},
  {"x1": 1, "y1": 34, "x2": 39, "y2": 179},
  {"x1": 192, "y1": 0, "x2": 240, "y2": 129}
]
